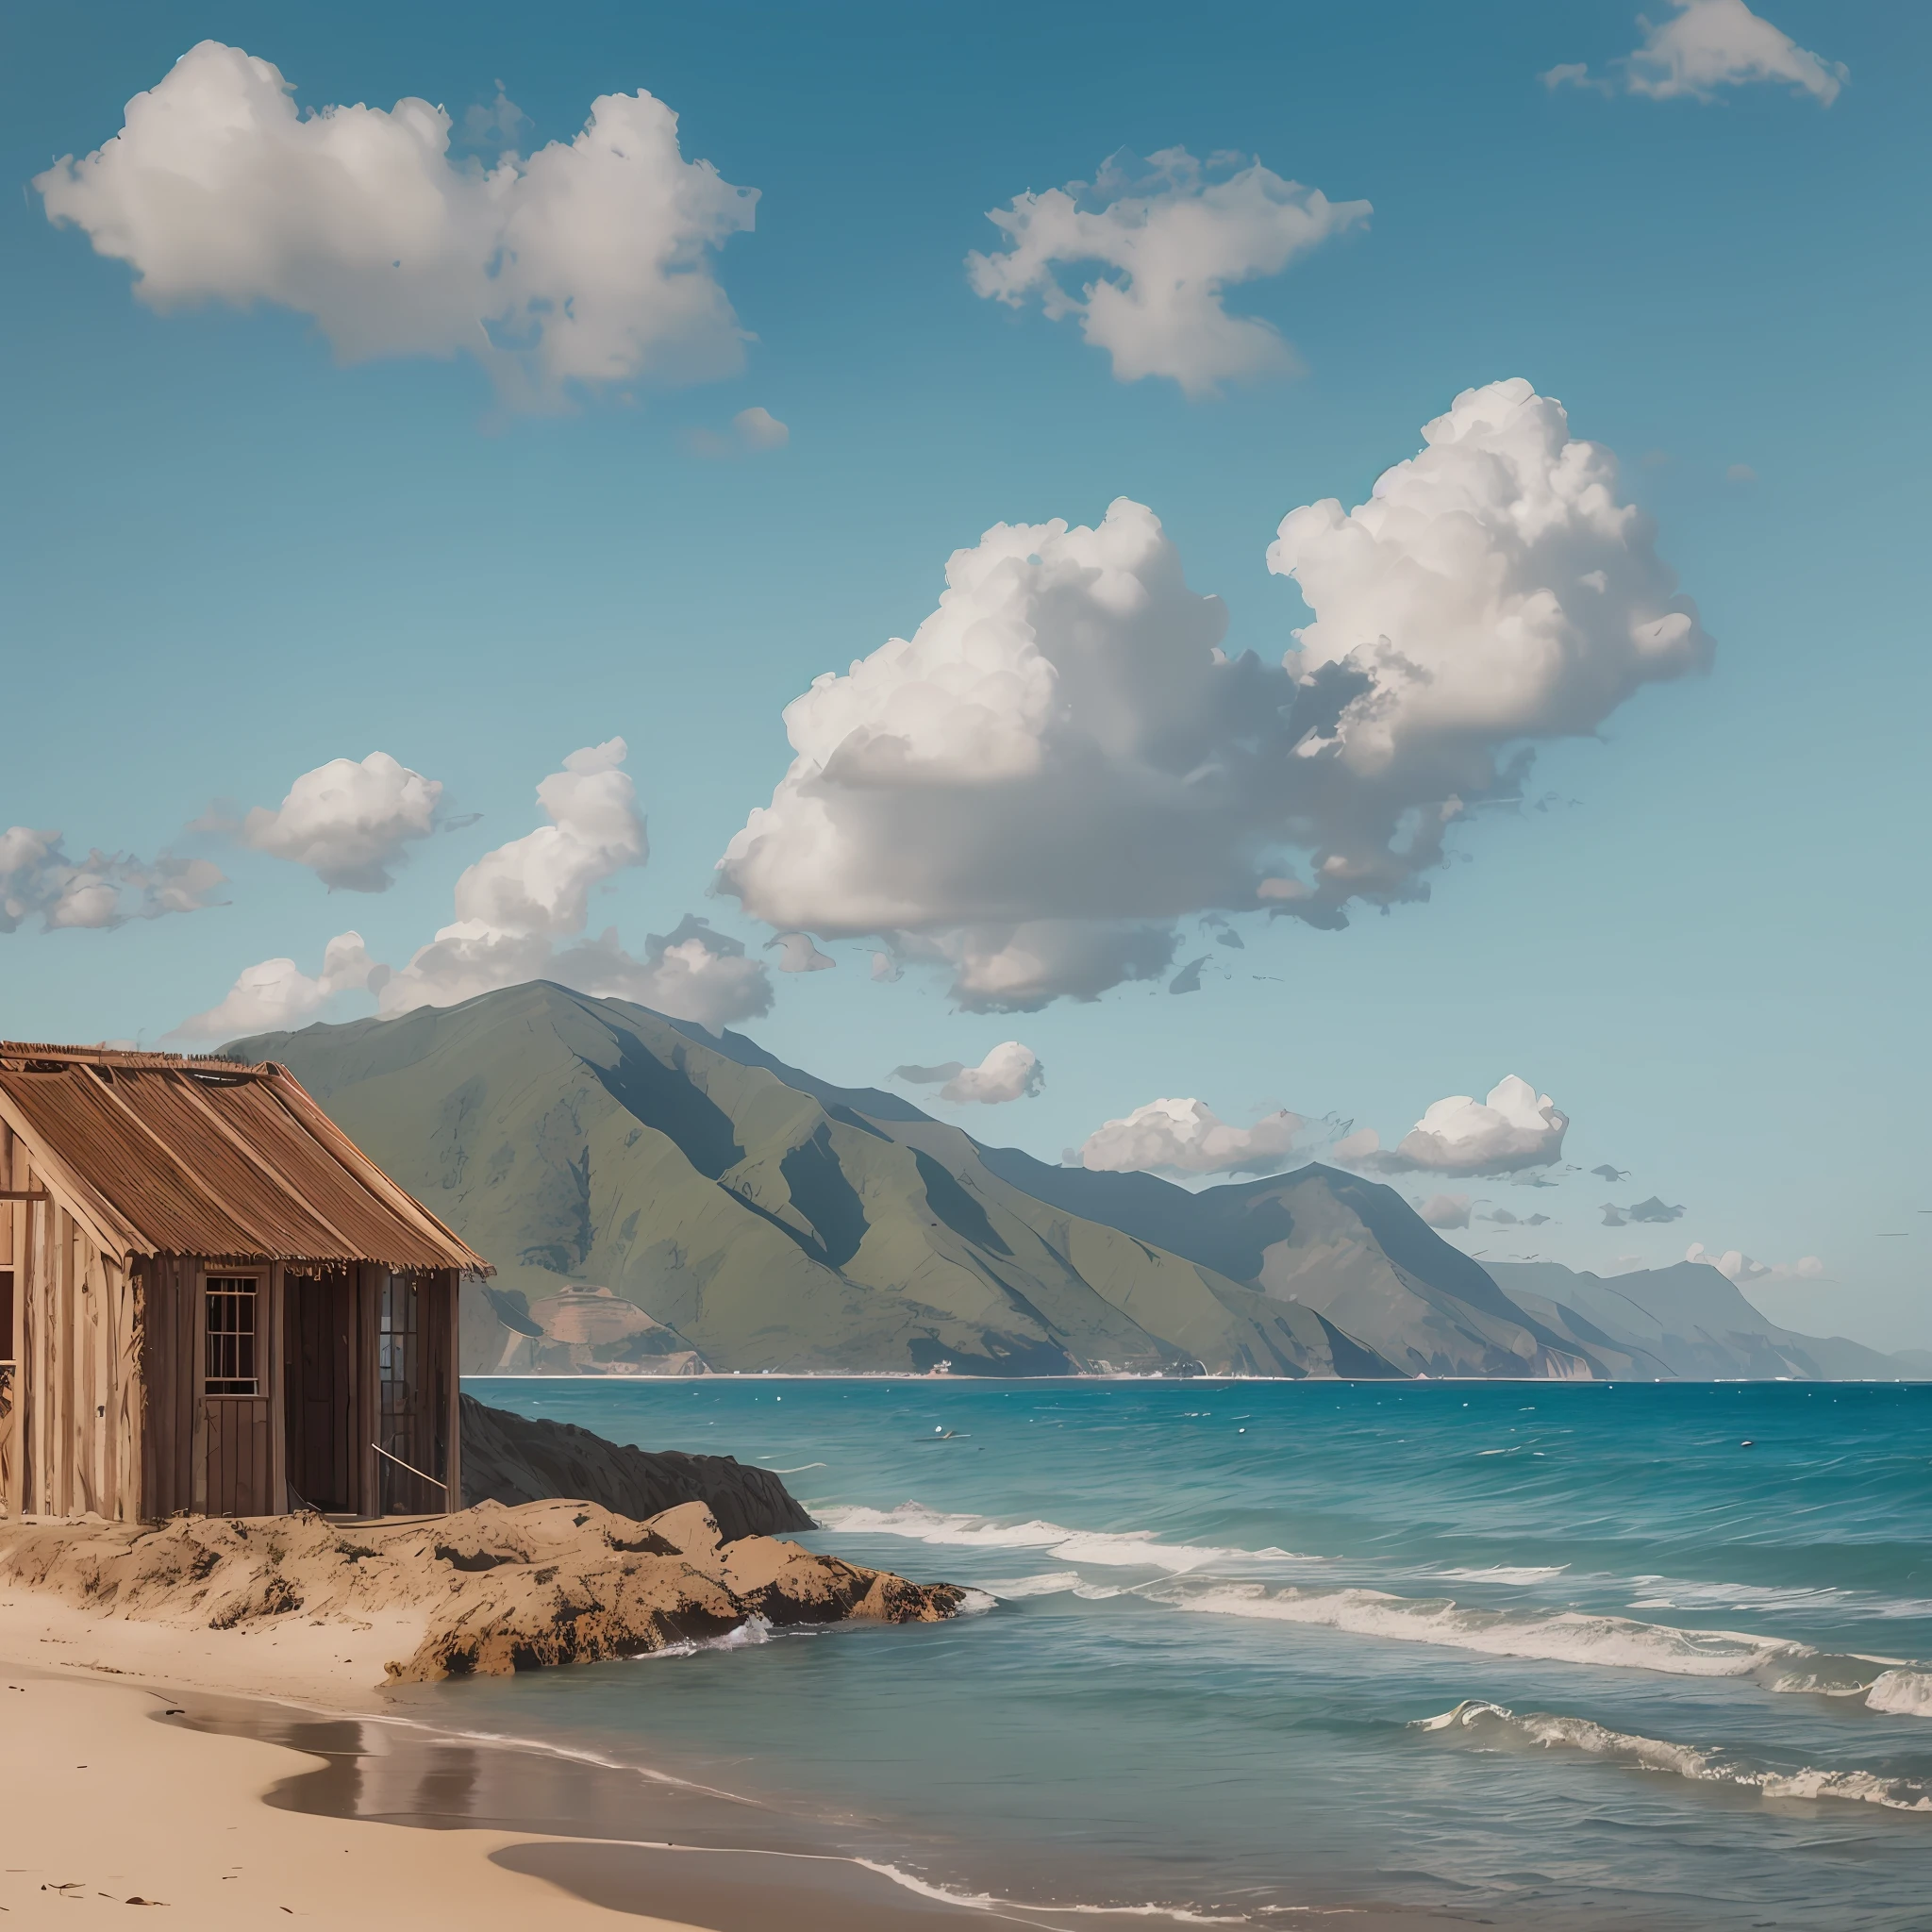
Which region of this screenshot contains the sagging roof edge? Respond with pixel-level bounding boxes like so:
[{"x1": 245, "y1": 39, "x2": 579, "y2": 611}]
[{"x1": 0, "y1": 1046, "x2": 492, "y2": 1276}]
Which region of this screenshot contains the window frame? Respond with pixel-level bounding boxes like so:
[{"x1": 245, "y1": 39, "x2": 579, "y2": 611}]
[{"x1": 202, "y1": 1273, "x2": 264, "y2": 1398}]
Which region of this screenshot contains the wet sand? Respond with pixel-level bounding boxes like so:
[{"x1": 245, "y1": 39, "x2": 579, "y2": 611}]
[{"x1": 175, "y1": 1682, "x2": 1530, "y2": 1930}]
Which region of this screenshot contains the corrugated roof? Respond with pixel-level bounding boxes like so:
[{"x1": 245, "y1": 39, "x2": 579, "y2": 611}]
[{"x1": 0, "y1": 1042, "x2": 491, "y2": 1274}]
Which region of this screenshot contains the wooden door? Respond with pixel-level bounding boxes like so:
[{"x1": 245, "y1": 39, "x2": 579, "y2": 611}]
[
  {"x1": 197, "y1": 1272, "x2": 274, "y2": 1517},
  {"x1": 284, "y1": 1273, "x2": 356, "y2": 1511}
]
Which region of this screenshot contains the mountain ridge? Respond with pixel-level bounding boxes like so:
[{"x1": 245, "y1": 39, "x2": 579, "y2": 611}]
[
  {"x1": 232, "y1": 983, "x2": 1410, "y2": 1378},
  {"x1": 228, "y1": 982, "x2": 1915, "y2": 1383}
]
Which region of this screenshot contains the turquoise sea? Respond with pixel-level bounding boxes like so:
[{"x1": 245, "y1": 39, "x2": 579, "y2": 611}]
[{"x1": 442, "y1": 1378, "x2": 1932, "y2": 1928}]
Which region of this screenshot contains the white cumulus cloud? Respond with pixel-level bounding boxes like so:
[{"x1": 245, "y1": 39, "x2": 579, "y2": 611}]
[
  {"x1": 969, "y1": 147, "x2": 1369, "y2": 398},
  {"x1": 238, "y1": 751, "x2": 441, "y2": 891},
  {"x1": 894, "y1": 1041, "x2": 1044, "y2": 1106},
  {"x1": 376, "y1": 739, "x2": 648, "y2": 1012},
  {"x1": 1686, "y1": 1242, "x2": 1826, "y2": 1285},
  {"x1": 687, "y1": 405, "x2": 791, "y2": 458},
  {"x1": 172, "y1": 930, "x2": 378, "y2": 1041},
  {"x1": 1415, "y1": 1192, "x2": 1474, "y2": 1229},
  {"x1": 1074, "y1": 1098, "x2": 1305, "y2": 1177},
  {"x1": 35, "y1": 41, "x2": 758, "y2": 407},
  {"x1": 1, "y1": 825, "x2": 224, "y2": 932},
  {"x1": 367, "y1": 741, "x2": 772, "y2": 1031},
  {"x1": 720, "y1": 379, "x2": 1710, "y2": 1008},
  {"x1": 1352, "y1": 1076, "x2": 1569, "y2": 1177},
  {"x1": 1545, "y1": 1, "x2": 1845, "y2": 105},
  {"x1": 734, "y1": 406, "x2": 789, "y2": 448},
  {"x1": 585, "y1": 915, "x2": 774, "y2": 1031},
  {"x1": 176, "y1": 741, "x2": 775, "y2": 1040},
  {"x1": 767, "y1": 931, "x2": 835, "y2": 973}
]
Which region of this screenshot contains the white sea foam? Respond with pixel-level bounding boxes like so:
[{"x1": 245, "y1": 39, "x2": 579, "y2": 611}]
[
  {"x1": 818, "y1": 1501, "x2": 1925, "y2": 1695},
  {"x1": 1151, "y1": 1580, "x2": 1816, "y2": 1679},
  {"x1": 979, "y1": 1570, "x2": 1087, "y2": 1599},
  {"x1": 646, "y1": 1614, "x2": 776, "y2": 1659},
  {"x1": 1628, "y1": 1579, "x2": 1932, "y2": 1620},
  {"x1": 1436, "y1": 1565, "x2": 1569, "y2": 1584},
  {"x1": 814, "y1": 1502, "x2": 1300, "y2": 1574},
  {"x1": 1417, "y1": 1700, "x2": 1932, "y2": 1813},
  {"x1": 1867, "y1": 1669, "x2": 1932, "y2": 1718},
  {"x1": 980, "y1": 1572, "x2": 1135, "y2": 1602}
]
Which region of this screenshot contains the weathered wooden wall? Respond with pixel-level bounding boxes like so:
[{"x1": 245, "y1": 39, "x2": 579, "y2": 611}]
[
  {"x1": 201, "y1": 1393, "x2": 273, "y2": 1517},
  {"x1": 1, "y1": 1124, "x2": 14, "y2": 1507},
  {"x1": 1, "y1": 1119, "x2": 142, "y2": 1521},
  {"x1": 2, "y1": 1114, "x2": 465, "y2": 1523}
]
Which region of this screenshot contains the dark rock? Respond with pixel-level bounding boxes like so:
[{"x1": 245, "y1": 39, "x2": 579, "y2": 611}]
[{"x1": 459, "y1": 1393, "x2": 816, "y2": 1541}]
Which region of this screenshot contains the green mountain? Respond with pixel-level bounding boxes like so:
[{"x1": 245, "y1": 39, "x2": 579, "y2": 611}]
[
  {"x1": 229, "y1": 982, "x2": 1412, "y2": 1378},
  {"x1": 240, "y1": 982, "x2": 1918, "y2": 1383},
  {"x1": 964, "y1": 1154, "x2": 1647, "y2": 1379},
  {"x1": 231, "y1": 984, "x2": 1898, "y2": 1382},
  {"x1": 1488, "y1": 1260, "x2": 1916, "y2": 1381}
]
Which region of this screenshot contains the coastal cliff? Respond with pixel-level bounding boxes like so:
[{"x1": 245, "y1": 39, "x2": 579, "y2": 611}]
[
  {"x1": 0, "y1": 1495, "x2": 965, "y2": 1683},
  {"x1": 460, "y1": 1392, "x2": 813, "y2": 1540}
]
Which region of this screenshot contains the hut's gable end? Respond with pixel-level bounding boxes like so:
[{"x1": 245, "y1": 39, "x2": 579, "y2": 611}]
[{"x1": 1, "y1": 1116, "x2": 142, "y2": 1521}]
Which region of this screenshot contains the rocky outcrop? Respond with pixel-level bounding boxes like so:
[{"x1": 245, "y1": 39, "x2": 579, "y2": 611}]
[
  {"x1": 459, "y1": 1394, "x2": 813, "y2": 1541},
  {"x1": 0, "y1": 1497, "x2": 965, "y2": 1684}
]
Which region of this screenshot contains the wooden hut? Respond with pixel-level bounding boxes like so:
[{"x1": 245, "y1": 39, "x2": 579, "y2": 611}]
[{"x1": 0, "y1": 1041, "x2": 490, "y2": 1524}]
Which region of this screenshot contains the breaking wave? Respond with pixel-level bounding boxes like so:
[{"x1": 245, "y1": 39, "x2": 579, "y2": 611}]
[
  {"x1": 1626, "y1": 1579, "x2": 1932, "y2": 1620},
  {"x1": 820, "y1": 1501, "x2": 1929, "y2": 1697},
  {"x1": 1867, "y1": 1670, "x2": 1932, "y2": 1719},
  {"x1": 813, "y1": 1502, "x2": 1302, "y2": 1574},
  {"x1": 1435, "y1": 1565, "x2": 1570, "y2": 1584},
  {"x1": 1144, "y1": 1579, "x2": 1900, "y2": 1690},
  {"x1": 1416, "y1": 1701, "x2": 1932, "y2": 1813},
  {"x1": 980, "y1": 1571, "x2": 1134, "y2": 1602}
]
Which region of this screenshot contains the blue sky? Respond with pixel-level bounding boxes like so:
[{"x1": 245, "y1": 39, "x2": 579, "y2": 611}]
[{"x1": 4, "y1": 1, "x2": 1927, "y2": 1346}]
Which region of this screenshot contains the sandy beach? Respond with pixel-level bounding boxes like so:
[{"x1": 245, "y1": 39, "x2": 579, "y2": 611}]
[
  {"x1": 0, "y1": 1592, "x2": 992, "y2": 1930},
  {"x1": 0, "y1": 1533, "x2": 993, "y2": 1932},
  {"x1": 0, "y1": 1576, "x2": 1491, "y2": 1932},
  {"x1": 0, "y1": 1670, "x2": 711, "y2": 1929}
]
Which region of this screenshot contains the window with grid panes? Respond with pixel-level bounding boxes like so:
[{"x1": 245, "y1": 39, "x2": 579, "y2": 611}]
[{"x1": 204, "y1": 1277, "x2": 260, "y2": 1394}]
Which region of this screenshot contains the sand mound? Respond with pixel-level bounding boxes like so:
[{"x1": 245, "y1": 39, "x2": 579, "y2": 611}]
[{"x1": 0, "y1": 1498, "x2": 964, "y2": 1683}]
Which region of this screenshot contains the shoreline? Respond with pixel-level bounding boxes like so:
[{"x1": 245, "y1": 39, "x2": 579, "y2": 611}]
[{"x1": 0, "y1": 1591, "x2": 1494, "y2": 1931}]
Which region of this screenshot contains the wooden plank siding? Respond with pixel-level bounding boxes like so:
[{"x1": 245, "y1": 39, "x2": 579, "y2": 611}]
[
  {"x1": 1, "y1": 1121, "x2": 17, "y2": 1515},
  {"x1": 0, "y1": 1119, "x2": 141, "y2": 1521},
  {"x1": 1, "y1": 1080, "x2": 480, "y2": 1524},
  {"x1": 0, "y1": 1045, "x2": 487, "y2": 1525},
  {"x1": 201, "y1": 1395, "x2": 273, "y2": 1518}
]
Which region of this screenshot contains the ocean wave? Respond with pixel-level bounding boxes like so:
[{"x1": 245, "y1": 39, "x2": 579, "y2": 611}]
[
  {"x1": 1149, "y1": 1580, "x2": 1825, "y2": 1680},
  {"x1": 1627, "y1": 1579, "x2": 1932, "y2": 1620},
  {"x1": 844, "y1": 1859, "x2": 1256, "y2": 1924},
  {"x1": 815, "y1": 1502, "x2": 1925, "y2": 1693},
  {"x1": 813, "y1": 1502, "x2": 1301, "y2": 1574},
  {"x1": 1867, "y1": 1670, "x2": 1932, "y2": 1718},
  {"x1": 980, "y1": 1571, "x2": 1134, "y2": 1602},
  {"x1": 1416, "y1": 1700, "x2": 1932, "y2": 1813},
  {"x1": 1435, "y1": 1565, "x2": 1569, "y2": 1584}
]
